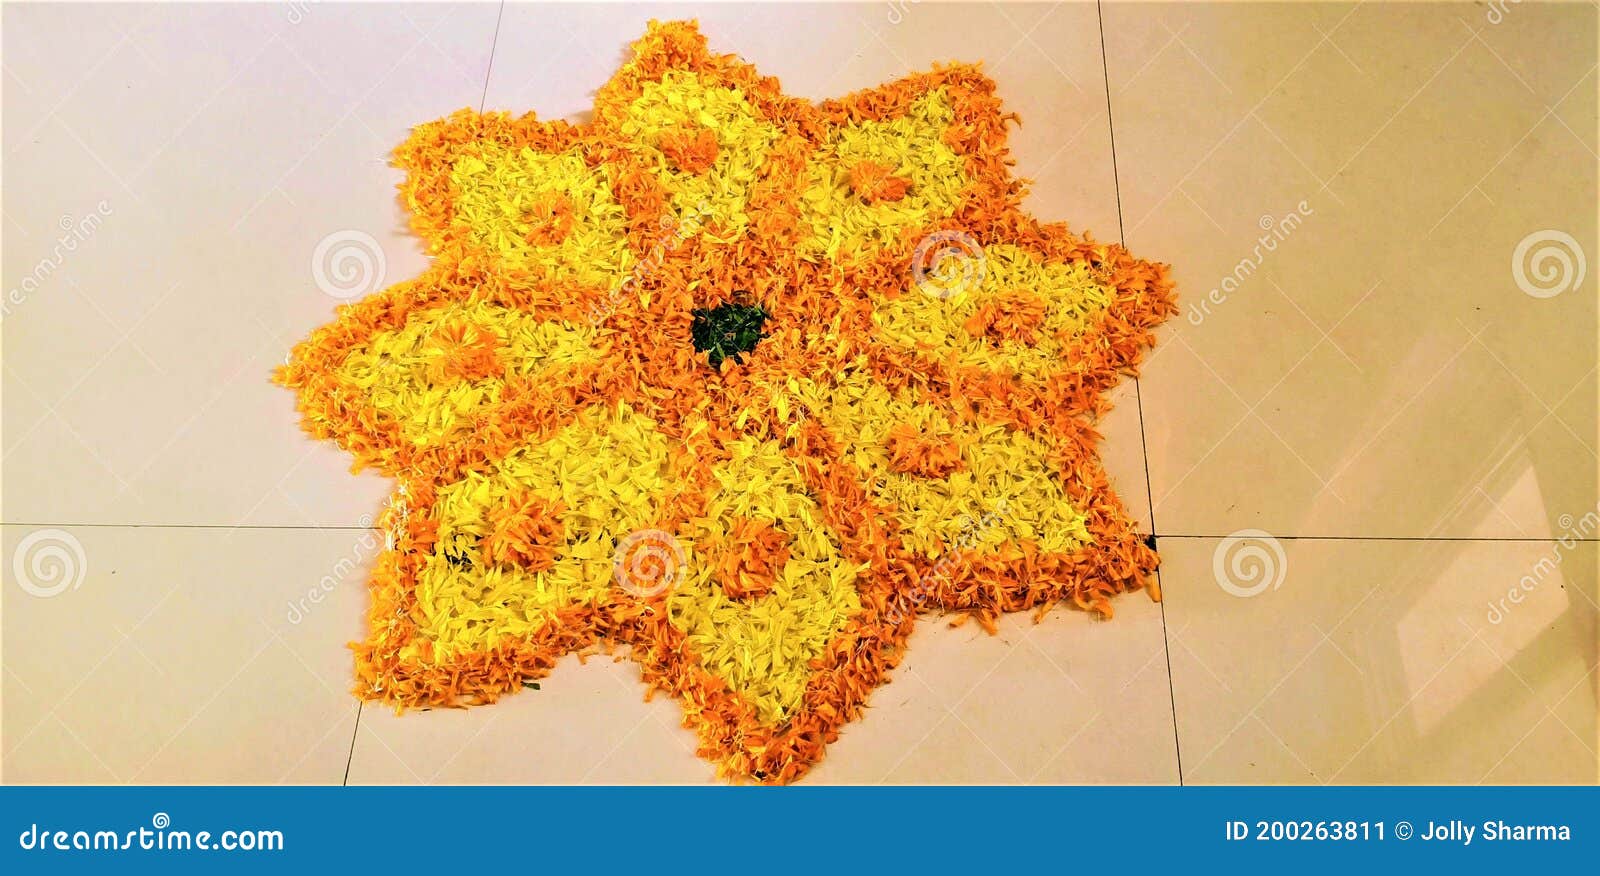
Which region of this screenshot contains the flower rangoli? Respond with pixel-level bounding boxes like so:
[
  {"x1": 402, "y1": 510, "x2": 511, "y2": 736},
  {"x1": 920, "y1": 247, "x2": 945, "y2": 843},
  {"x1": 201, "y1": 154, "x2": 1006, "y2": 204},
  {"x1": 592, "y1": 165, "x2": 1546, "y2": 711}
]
[{"x1": 277, "y1": 20, "x2": 1176, "y2": 783}]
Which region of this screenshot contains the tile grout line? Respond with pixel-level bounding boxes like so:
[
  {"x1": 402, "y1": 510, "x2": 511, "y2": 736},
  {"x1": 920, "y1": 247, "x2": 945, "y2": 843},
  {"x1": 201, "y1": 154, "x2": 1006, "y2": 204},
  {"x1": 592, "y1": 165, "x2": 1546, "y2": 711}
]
[
  {"x1": 1097, "y1": 0, "x2": 1183, "y2": 787},
  {"x1": 1096, "y1": 1, "x2": 1128, "y2": 242},
  {"x1": 342, "y1": 700, "x2": 363, "y2": 787},
  {"x1": 479, "y1": 0, "x2": 507, "y2": 113}
]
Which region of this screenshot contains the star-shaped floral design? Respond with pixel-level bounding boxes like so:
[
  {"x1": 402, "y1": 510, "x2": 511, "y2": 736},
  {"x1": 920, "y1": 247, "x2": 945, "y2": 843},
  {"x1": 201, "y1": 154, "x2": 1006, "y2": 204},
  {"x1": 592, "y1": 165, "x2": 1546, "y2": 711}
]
[{"x1": 277, "y1": 20, "x2": 1175, "y2": 783}]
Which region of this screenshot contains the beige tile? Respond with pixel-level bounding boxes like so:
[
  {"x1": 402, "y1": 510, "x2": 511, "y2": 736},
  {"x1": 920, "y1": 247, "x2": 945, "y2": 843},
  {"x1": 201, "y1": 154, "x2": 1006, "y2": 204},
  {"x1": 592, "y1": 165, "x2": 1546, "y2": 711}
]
[
  {"x1": 1160, "y1": 536, "x2": 1597, "y2": 784},
  {"x1": 974, "y1": 2, "x2": 1123, "y2": 242},
  {"x1": 804, "y1": 667, "x2": 951, "y2": 784},
  {"x1": 479, "y1": 2, "x2": 628, "y2": 119},
  {"x1": 1029, "y1": 703, "x2": 1181, "y2": 784},
  {"x1": 3, "y1": 714, "x2": 123, "y2": 785},
  {"x1": 947, "y1": 612, "x2": 1175, "y2": 782},
  {"x1": 1553, "y1": 368, "x2": 1597, "y2": 460},
  {"x1": 1473, "y1": 1, "x2": 1599, "y2": 113},
  {"x1": 1481, "y1": 712, "x2": 1597, "y2": 785},
  {"x1": 1552, "y1": 64, "x2": 1597, "y2": 157},
  {"x1": 1100, "y1": 379, "x2": 1154, "y2": 534},
  {"x1": 1107, "y1": 2, "x2": 1596, "y2": 537},
  {"x1": 1, "y1": 525, "x2": 372, "y2": 783},
  {"x1": 347, "y1": 654, "x2": 712, "y2": 785},
  {"x1": 1, "y1": 3, "x2": 497, "y2": 527},
  {"x1": 881, "y1": 712, "x2": 1022, "y2": 784},
  {"x1": 1187, "y1": 714, "x2": 1321, "y2": 785},
  {"x1": 578, "y1": 710, "x2": 716, "y2": 785},
  {"x1": 820, "y1": 600, "x2": 1176, "y2": 784}
]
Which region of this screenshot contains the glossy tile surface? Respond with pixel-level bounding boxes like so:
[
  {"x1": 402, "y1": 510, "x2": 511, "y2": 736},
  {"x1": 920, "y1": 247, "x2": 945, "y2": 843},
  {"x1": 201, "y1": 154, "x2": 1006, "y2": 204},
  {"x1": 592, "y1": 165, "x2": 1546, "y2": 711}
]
[
  {"x1": 2, "y1": 525, "x2": 371, "y2": 783},
  {"x1": 1161, "y1": 536, "x2": 1596, "y2": 784},
  {"x1": 3, "y1": 2, "x2": 1594, "y2": 785},
  {"x1": 1105, "y1": 1, "x2": 1597, "y2": 539},
  {"x1": 3, "y1": 2, "x2": 498, "y2": 527}
]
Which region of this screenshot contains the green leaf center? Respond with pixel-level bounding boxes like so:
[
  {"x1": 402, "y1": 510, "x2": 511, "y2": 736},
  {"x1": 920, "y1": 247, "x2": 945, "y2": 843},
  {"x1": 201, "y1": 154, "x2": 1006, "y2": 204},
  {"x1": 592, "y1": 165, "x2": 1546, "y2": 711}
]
[{"x1": 691, "y1": 301, "x2": 769, "y2": 369}]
